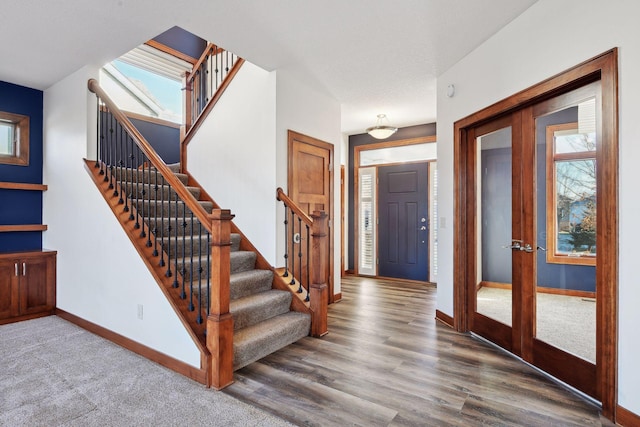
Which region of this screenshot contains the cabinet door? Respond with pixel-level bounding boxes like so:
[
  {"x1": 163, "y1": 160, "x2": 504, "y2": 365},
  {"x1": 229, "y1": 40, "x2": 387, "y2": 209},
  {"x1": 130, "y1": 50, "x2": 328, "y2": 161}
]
[
  {"x1": 0, "y1": 259, "x2": 19, "y2": 320},
  {"x1": 19, "y1": 256, "x2": 54, "y2": 315}
]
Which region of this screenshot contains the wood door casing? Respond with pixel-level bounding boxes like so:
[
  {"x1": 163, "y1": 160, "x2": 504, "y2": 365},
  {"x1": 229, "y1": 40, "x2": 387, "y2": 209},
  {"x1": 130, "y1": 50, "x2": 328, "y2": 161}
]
[{"x1": 288, "y1": 130, "x2": 334, "y2": 302}]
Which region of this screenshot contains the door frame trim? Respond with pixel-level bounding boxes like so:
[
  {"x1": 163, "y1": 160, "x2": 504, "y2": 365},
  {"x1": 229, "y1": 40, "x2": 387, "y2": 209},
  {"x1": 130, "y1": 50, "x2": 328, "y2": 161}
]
[
  {"x1": 453, "y1": 49, "x2": 618, "y2": 418},
  {"x1": 353, "y1": 135, "x2": 436, "y2": 277},
  {"x1": 287, "y1": 130, "x2": 335, "y2": 303}
]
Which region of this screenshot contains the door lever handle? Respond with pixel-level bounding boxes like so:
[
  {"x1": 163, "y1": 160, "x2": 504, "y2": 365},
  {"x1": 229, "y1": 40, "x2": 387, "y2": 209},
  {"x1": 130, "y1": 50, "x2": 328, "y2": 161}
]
[
  {"x1": 420, "y1": 226, "x2": 427, "y2": 231},
  {"x1": 502, "y1": 239, "x2": 522, "y2": 250}
]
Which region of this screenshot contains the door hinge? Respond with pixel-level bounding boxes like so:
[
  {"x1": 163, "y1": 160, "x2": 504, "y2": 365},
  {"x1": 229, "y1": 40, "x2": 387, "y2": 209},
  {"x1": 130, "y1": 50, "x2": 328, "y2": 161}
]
[
  {"x1": 376, "y1": 258, "x2": 379, "y2": 265},
  {"x1": 328, "y1": 219, "x2": 332, "y2": 228},
  {"x1": 328, "y1": 163, "x2": 333, "y2": 172}
]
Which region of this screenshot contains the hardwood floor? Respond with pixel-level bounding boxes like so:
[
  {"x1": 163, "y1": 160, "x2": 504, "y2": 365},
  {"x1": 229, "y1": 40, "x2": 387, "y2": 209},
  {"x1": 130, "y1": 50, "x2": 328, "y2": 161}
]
[{"x1": 224, "y1": 276, "x2": 615, "y2": 426}]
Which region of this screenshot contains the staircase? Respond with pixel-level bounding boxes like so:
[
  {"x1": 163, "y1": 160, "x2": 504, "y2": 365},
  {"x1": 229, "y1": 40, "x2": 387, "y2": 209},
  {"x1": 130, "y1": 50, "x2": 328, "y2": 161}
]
[{"x1": 122, "y1": 162, "x2": 311, "y2": 371}]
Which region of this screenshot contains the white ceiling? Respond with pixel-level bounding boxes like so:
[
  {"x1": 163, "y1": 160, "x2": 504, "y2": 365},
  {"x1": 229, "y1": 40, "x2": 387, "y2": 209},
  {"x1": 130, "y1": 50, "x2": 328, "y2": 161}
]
[{"x1": 0, "y1": 0, "x2": 537, "y2": 134}]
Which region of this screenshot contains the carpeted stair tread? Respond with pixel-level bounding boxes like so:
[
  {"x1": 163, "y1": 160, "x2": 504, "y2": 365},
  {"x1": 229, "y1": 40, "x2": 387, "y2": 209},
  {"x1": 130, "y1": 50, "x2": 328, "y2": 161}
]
[
  {"x1": 230, "y1": 290, "x2": 292, "y2": 330},
  {"x1": 233, "y1": 311, "x2": 311, "y2": 370},
  {"x1": 175, "y1": 252, "x2": 259, "y2": 281},
  {"x1": 164, "y1": 163, "x2": 181, "y2": 173},
  {"x1": 147, "y1": 217, "x2": 203, "y2": 237},
  {"x1": 125, "y1": 182, "x2": 201, "y2": 202},
  {"x1": 133, "y1": 199, "x2": 214, "y2": 217},
  {"x1": 230, "y1": 270, "x2": 273, "y2": 300},
  {"x1": 116, "y1": 167, "x2": 189, "y2": 186}
]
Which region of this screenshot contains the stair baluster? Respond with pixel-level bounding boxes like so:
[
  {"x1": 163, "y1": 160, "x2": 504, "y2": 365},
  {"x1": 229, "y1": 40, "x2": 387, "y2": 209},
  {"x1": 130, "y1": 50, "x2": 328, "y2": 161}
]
[
  {"x1": 152, "y1": 167, "x2": 159, "y2": 256},
  {"x1": 305, "y1": 223, "x2": 310, "y2": 302},
  {"x1": 123, "y1": 134, "x2": 130, "y2": 214},
  {"x1": 116, "y1": 126, "x2": 124, "y2": 205},
  {"x1": 297, "y1": 216, "x2": 303, "y2": 295},
  {"x1": 289, "y1": 208, "x2": 296, "y2": 286},
  {"x1": 282, "y1": 205, "x2": 289, "y2": 278}
]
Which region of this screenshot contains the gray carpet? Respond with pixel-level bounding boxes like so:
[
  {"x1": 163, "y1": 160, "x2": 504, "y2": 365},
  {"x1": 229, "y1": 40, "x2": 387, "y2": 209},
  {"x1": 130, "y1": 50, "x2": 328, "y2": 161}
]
[
  {"x1": 0, "y1": 316, "x2": 294, "y2": 427},
  {"x1": 476, "y1": 287, "x2": 595, "y2": 362}
]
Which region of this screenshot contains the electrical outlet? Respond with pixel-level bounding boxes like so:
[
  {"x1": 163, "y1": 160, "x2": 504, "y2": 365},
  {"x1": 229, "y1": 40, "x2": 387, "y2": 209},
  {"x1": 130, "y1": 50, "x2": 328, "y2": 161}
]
[{"x1": 137, "y1": 304, "x2": 143, "y2": 320}]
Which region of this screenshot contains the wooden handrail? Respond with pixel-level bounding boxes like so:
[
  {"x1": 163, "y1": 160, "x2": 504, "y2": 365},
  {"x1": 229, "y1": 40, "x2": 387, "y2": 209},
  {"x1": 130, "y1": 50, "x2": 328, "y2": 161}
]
[
  {"x1": 276, "y1": 187, "x2": 313, "y2": 227},
  {"x1": 188, "y1": 43, "x2": 216, "y2": 81},
  {"x1": 180, "y1": 58, "x2": 246, "y2": 170},
  {"x1": 87, "y1": 78, "x2": 213, "y2": 233}
]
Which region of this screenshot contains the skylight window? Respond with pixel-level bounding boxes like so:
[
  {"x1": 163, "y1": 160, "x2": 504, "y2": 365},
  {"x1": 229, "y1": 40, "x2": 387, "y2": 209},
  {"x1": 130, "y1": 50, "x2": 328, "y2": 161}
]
[{"x1": 101, "y1": 44, "x2": 192, "y2": 124}]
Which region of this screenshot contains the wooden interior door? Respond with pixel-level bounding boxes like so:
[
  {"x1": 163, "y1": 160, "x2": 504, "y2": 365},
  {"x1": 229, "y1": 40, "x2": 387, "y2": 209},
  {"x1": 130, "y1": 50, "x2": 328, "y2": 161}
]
[
  {"x1": 467, "y1": 114, "x2": 521, "y2": 353},
  {"x1": 288, "y1": 130, "x2": 333, "y2": 301}
]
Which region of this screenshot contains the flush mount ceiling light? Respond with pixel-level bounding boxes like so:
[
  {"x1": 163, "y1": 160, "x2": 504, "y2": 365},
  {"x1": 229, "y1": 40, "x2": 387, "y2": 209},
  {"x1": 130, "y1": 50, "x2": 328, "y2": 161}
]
[{"x1": 366, "y1": 114, "x2": 398, "y2": 139}]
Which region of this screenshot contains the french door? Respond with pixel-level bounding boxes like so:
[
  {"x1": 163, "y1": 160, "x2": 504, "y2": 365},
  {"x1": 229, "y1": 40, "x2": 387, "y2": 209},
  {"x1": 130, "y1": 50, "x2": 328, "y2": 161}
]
[{"x1": 459, "y1": 51, "x2": 618, "y2": 407}]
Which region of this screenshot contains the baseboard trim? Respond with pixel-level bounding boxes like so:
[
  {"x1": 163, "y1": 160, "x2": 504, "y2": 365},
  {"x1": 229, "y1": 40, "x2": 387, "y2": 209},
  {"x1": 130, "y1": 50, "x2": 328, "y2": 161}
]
[
  {"x1": 55, "y1": 309, "x2": 207, "y2": 385},
  {"x1": 479, "y1": 281, "x2": 596, "y2": 298},
  {"x1": 435, "y1": 310, "x2": 454, "y2": 328},
  {"x1": 0, "y1": 310, "x2": 55, "y2": 326},
  {"x1": 333, "y1": 293, "x2": 342, "y2": 303},
  {"x1": 617, "y1": 404, "x2": 640, "y2": 426}
]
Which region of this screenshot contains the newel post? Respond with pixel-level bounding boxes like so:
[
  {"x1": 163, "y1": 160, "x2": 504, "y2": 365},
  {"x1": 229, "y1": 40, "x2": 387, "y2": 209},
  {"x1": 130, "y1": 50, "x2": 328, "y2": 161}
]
[
  {"x1": 310, "y1": 211, "x2": 329, "y2": 337},
  {"x1": 206, "y1": 209, "x2": 235, "y2": 389}
]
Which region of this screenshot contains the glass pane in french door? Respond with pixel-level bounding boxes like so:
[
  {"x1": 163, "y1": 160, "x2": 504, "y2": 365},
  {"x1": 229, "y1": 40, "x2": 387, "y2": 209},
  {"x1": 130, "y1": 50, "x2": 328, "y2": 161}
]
[
  {"x1": 476, "y1": 126, "x2": 512, "y2": 326},
  {"x1": 534, "y1": 98, "x2": 597, "y2": 363}
]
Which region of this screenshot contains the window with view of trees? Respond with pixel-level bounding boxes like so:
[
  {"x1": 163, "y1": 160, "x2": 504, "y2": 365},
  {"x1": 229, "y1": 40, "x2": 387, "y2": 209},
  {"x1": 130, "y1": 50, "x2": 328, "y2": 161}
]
[{"x1": 546, "y1": 122, "x2": 596, "y2": 266}]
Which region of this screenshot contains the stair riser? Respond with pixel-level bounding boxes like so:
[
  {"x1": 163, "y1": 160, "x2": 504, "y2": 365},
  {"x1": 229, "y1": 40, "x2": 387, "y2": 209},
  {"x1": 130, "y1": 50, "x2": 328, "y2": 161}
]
[
  {"x1": 231, "y1": 252, "x2": 257, "y2": 274},
  {"x1": 147, "y1": 218, "x2": 204, "y2": 238},
  {"x1": 133, "y1": 200, "x2": 213, "y2": 218},
  {"x1": 162, "y1": 237, "x2": 211, "y2": 258},
  {"x1": 230, "y1": 271, "x2": 274, "y2": 300},
  {"x1": 114, "y1": 168, "x2": 189, "y2": 186},
  {"x1": 174, "y1": 252, "x2": 258, "y2": 281},
  {"x1": 123, "y1": 183, "x2": 200, "y2": 203},
  {"x1": 231, "y1": 292, "x2": 292, "y2": 331}
]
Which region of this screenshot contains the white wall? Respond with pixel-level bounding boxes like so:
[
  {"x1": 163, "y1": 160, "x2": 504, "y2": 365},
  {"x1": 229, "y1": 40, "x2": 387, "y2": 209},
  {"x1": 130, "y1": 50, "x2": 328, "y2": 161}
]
[
  {"x1": 187, "y1": 62, "x2": 278, "y2": 264},
  {"x1": 436, "y1": 0, "x2": 640, "y2": 414},
  {"x1": 42, "y1": 66, "x2": 201, "y2": 368},
  {"x1": 275, "y1": 69, "x2": 343, "y2": 295}
]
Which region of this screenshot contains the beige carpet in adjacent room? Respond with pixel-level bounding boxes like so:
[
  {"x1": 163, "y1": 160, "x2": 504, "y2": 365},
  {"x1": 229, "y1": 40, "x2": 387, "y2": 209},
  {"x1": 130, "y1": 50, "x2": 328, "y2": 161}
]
[
  {"x1": 0, "y1": 316, "x2": 293, "y2": 427},
  {"x1": 476, "y1": 287, "x2": 596, "y2": 362}
]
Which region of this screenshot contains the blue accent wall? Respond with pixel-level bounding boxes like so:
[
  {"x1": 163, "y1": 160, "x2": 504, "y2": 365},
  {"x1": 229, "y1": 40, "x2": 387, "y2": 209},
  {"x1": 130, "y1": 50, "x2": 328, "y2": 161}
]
[
  {"x1": 152, "y1": 26, "x2": 207, "y2": 61},
  {"x1": 0, "y1": 81, "x2": 44, "y2": 252},
  {"x1": 129, "y1": 117, "x2": 180, "y2": 165}
]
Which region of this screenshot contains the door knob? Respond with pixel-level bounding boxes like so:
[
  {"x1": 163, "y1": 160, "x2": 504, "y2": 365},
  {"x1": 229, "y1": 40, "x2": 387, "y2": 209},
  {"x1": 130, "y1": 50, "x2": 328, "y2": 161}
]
[{"x1": 421, "y1": 217, "x2": 427, "y2": 223}]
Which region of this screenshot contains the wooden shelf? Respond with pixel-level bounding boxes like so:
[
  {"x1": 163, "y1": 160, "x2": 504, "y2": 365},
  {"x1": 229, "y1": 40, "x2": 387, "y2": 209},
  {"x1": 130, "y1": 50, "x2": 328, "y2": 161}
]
[
  {"x1": 0, "y1": 181, "x2": 48, "y2": 191},
  {"x1": 0, "y1": 225, "x2": 47, "y2": 233}
]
